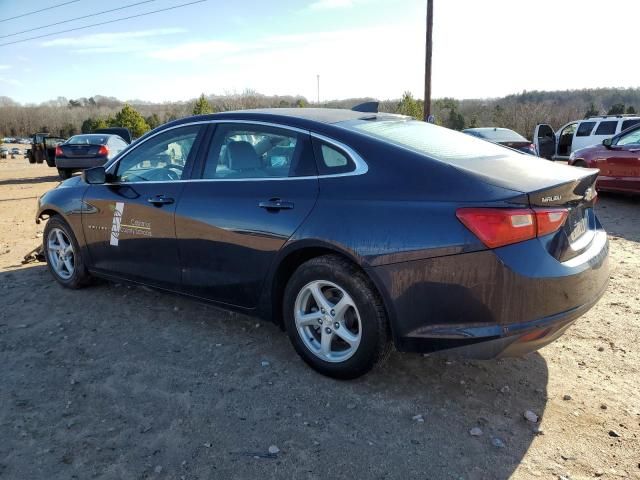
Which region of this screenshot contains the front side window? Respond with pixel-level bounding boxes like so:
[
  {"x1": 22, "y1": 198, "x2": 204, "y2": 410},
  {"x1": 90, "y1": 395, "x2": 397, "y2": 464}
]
[
  {"x1": 616, "y1": 128, "x2": 640, "y2": 146},
  {"x1": 594, "y1": 121, "x2": 617, "y2": 135},
  {"x1": 576, "y1": 122, "x2": 596, "y2": 137},
  {"x1": 114, "y1": 125, "x2": 200, "y2": 182},
  {"x1": 202, "y1": 124, "x2": 302, "y2": 179}
]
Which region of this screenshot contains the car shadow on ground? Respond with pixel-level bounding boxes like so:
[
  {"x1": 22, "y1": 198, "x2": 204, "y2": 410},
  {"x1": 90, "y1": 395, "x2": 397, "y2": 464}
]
[
  {"x1": 0, "y1": 264, "x2": 548, "y2": 479},
  {"x1": 597, "y1": 193, "x2": 640, "y2": 243},
  {"x1": 0, "y1": 174, "x2": 60, "y2": 186}
]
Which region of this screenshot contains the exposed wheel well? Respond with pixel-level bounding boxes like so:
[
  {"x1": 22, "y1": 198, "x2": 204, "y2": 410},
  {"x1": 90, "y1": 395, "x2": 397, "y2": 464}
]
[
  {"x1": 37, "y1": 209, "x2": 60, "y2": 223},
  {"x1": 572, "y1": 159, "x2": 587, "y2": 168}
]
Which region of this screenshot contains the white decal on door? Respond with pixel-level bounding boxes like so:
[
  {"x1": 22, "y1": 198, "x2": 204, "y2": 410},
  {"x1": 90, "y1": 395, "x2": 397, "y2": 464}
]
[{"x1": 110, "y1": 202, "x2": 124, "y2": 246}]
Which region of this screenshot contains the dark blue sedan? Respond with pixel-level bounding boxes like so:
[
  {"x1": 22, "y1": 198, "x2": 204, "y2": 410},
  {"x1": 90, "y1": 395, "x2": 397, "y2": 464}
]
[{"x1": 36, "y1": 108, "x2": 609, "y2": 378}]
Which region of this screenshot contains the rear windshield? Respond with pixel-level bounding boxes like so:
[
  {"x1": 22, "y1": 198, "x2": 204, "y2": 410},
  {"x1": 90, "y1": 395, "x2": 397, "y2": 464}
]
[
  {"x1": 468, "y1": 128, "x2": 527, "y2": 142},
  {"x1": 351, "y1": 120, "x2": 512, "y2": 162},
  {"x1": 67, "y1": 134, "x2": 108, "y2": 145}
]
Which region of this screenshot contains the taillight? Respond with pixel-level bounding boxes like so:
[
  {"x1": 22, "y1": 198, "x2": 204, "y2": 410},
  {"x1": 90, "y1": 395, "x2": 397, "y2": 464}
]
[
  {"x1": 456, "y1": 207, "x2": 568, "y2": 248},
  {"x1": 97, "y1": 145, "x2": 109, "y2": 156},
  {"x1": 55, "y1": 145, "x2": 63, "y2": 157},
  {"x1": 535, "y1": 209, "x2": 569, "y2": 237}
]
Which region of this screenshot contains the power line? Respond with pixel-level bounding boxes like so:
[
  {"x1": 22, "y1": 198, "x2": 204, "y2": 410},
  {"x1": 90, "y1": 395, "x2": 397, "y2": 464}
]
[
  {"x1": 0, "y1": 0, "x2": 207, "y2": 47},
  {"x1": 0, "y1": 1, "x2": 81, "y2": 23},
  {"x1": 1, "y1": 0, "x2": 159, "y2": 40}
]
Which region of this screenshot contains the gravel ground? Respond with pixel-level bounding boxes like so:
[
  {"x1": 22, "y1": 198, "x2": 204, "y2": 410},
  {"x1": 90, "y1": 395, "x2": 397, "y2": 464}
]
[{"x1": 0, "y1": 151, "x2": 638, "y2": 479}]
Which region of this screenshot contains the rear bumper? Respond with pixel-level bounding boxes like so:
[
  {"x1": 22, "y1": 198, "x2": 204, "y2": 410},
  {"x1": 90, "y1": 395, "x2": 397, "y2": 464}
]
[
  {"x1": 372, "y1": 228, "x2": 609, "y2": 357},
  {"x1": 55, "y1": 157, "x2": 106, "y2": 170}
]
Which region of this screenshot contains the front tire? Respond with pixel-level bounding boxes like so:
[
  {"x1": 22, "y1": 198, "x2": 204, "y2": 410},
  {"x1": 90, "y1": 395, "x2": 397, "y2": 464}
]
[
  {"x1": 58, "y1": 168, "x2": 71, "y2": 180},
  {"x1": 283, "y1": 255, "x2": 391, "y2": 379},
  {"x1": 43, "y1": 216, "x2": 90, "y2": 289}
]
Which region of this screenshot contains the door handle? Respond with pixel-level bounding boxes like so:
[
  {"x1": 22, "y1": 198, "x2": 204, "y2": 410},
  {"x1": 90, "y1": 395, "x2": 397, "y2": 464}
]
[
  {"x1": 147, "y1": 195, "x2": 174, "y2": 206},
  {"x1": 258, "y1": 198, "x2": 294, "y2": 210}
]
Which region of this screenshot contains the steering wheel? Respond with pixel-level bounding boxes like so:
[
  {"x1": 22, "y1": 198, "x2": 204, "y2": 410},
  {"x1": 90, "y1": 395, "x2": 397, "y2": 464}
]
[{"x1": 162, "y1": 163, "x2": 183, "y2": 180}]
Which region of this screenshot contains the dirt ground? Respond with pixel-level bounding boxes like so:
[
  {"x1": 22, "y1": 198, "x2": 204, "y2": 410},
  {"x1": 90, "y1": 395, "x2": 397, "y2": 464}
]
[{"x1": 0, "y1": 148, "x2": 638, "y2": 480}]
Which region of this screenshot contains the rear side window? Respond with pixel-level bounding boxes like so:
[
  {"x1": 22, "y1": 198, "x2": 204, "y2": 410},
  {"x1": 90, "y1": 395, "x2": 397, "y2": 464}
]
[
  {"x1": 201, "y1": 124, "x2": 313, "y2": 179},
  {"x1": 594, "y1": 121, "x2": 617, "y2": 135},
  {"x1": 312, "y1": 139, "x2": 355, "y2": 175},
  {"x1": 576, "y1": 122, "x2": 596, "y2": 137},
  {"x1": 621, "y1": 119, "x2": 640, "y2": 131}
]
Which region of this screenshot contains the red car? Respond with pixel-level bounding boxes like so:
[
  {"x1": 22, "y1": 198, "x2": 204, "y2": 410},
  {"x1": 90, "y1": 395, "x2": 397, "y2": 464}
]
[{"x1": 569, "y1": 123, "x2": 640, "y2": 194}]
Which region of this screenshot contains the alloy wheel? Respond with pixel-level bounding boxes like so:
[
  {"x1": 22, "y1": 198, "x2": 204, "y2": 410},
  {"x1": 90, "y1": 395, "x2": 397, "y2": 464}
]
[
  {"x1": 294, "y1": 280, "x2": 362, "y2": 363},
  {"x1": 47, "y1": 227, "x2": 75, "y2": 280}
]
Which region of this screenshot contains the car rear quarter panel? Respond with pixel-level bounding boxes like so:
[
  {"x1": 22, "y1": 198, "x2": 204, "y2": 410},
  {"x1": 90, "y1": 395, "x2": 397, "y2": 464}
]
[
  {"x1": 374, "y1": 228, "x2": 608, "y2": 352},
  {"x1": 290, "y1": 131, "x2": 526, "y2": 266}
]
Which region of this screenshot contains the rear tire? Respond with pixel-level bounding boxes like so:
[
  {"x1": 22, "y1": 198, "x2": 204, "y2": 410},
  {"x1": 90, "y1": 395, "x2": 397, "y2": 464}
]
[
  {"x1": 43, "y1": 216, "x2": 91, "y2": 289},
  {"x1": 58, "y1": 168, "x2": 71, "y2": 180},
  {"x1": 573, "y1": 160, "x2": 587, "y2": 168},
  {"x1": 283, "y1": 255, "x2": 391, "y2": 379}
]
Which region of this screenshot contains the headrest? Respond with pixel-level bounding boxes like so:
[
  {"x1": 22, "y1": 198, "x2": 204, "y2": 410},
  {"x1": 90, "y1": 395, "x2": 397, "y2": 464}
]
[{"x1": 227, "y1": 141, "x2": 260, "y2": 170}]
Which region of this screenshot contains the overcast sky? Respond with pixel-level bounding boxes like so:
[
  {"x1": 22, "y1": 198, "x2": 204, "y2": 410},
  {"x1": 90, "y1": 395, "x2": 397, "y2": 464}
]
[{"x1": 0, "y1": 0, "x2": 638, "y2": 104}]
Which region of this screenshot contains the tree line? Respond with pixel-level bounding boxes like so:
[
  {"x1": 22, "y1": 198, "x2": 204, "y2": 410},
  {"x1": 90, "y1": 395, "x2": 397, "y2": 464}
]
[{"x1": 1, "y1": 87, "x2": 640, "y2": 140}]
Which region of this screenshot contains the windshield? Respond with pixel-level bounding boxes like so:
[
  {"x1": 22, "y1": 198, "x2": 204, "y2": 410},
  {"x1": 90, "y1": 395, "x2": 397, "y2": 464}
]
[
  {"x1": 350, "y1": 120, "x2": 513, "y2": 162},
  {"x1": 67, "y1": 134, "x2": 108, "y2": 145}
]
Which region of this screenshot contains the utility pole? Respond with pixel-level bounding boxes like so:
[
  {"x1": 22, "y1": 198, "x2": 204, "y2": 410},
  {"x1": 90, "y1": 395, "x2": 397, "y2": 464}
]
[
  {"x1": 317, "y1": 74, "x2": 320, "y2": 104},
  {"x1": 423, "y1": 0, "x2": 433, "y2": 121}
]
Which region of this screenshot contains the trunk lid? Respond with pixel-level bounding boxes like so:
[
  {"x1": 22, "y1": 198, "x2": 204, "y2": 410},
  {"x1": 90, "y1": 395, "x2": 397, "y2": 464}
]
[
  {"x1": 60, "y1": 144, "x2": 102, "y2": 158},
  {"x1": 499, "y1": 140, "x2": 531, "y2": 149},
  {"x1": 527, "y1": 170, "x2": 598, "y2": 261},
  {"x1": 453, "y1": 156, "x2": 599, "y2": 262}
]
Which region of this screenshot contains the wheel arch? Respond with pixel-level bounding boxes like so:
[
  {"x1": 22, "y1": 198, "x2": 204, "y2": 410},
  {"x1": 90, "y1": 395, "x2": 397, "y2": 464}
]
[
  {"x1": 37, "y1": 203, "x2": 90, "y2": 266},
  {"x1": 572, "y1": 159, "x2": 588, "y2": 168},
  {"x1": 37, "y1": 206, "x2": 64, "y2": 224},
  {"x1": 262, "y1": 239, "x2": 398, "y2": 343}
]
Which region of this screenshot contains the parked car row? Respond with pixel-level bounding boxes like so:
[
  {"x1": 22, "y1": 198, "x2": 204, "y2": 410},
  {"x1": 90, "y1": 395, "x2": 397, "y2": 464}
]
[
  {"x1": 534, "y1": 115, "x2": 640, "y2": 161},
  {"x1": 0, "y1": 146, "x2": 27, "y2": 158},
  {"x1": 23, "y1": 128, "x2": 132, "y2": 179},
  {"x1": 463, "y1": 115, "x2": 640, "y2": 195}
]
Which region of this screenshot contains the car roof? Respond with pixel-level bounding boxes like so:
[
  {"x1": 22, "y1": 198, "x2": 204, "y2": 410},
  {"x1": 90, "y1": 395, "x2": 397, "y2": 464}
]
[
  {"x1": 584, "y1": 115, "x2": 640, "y2": 121},
  {"x1": 167, "y1": 108, "x2": 408, "y2": 130}
]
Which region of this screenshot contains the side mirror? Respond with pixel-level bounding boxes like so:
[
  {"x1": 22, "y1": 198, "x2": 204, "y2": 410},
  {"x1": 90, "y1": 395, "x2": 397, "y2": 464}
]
[
  {"x1": 83, "y1": 166, "x2": 106, "y2": 184},
  {"x1": 602, "y1": 138, "x2": 613, "y2": 148}
]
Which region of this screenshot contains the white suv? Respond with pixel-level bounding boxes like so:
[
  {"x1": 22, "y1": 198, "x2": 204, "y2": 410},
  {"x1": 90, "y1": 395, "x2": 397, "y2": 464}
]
[{"x1": 534, "y1": 115, "x2": 640, "y2": 160}]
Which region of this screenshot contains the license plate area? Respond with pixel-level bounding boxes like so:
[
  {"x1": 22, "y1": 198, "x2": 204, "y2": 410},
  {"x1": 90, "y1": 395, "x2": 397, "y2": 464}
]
[{"x1": 567, "y1": 210, "x2": 588, "y2": 244}]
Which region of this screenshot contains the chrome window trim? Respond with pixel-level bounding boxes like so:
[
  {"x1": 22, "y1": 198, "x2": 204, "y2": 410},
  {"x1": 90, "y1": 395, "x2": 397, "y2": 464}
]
[{"x1": 103, "y1": 119, "x2": 368, "y2": 185}]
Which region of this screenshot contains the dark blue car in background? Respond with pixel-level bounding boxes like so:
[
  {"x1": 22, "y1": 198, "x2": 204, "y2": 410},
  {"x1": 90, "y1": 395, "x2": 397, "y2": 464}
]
[{"x1": 36, "y1": 108, "x2": 609, "y2": 378}]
